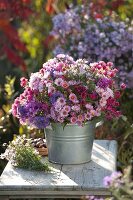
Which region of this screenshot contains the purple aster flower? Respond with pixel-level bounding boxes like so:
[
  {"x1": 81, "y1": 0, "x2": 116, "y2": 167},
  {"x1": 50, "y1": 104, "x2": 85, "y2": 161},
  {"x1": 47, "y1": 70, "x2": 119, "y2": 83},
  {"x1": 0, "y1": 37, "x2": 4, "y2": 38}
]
[
  {"x1": 31, "y1": 116, "x2": 50, "y2": 129},
  {"x1": 103, "y1": 171, "x2": 122, "y2": 188},
  {"x1": 50, "y1": 69, "x2": 56, "y2": 80},
  {"x1": 97, "y1": 78, "x2": 111, "y2": 89},
  {"x1": 50, "y1": 92, "x2": 63, "y2": 104},
  {"x1": 103, "y1": 175, "x2": 112, "y2": 187},
  {"x1": 17, "y1": 106, "x2": 28, "y2": 118}
]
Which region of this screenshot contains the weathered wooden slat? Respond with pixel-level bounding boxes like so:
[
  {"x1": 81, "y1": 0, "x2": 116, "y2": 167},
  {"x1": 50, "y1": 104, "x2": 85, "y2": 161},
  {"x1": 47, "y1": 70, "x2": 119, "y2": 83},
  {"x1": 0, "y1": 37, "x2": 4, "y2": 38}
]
[{"x1": 0, "y1": 140, "x2": 117, "y2": 198}]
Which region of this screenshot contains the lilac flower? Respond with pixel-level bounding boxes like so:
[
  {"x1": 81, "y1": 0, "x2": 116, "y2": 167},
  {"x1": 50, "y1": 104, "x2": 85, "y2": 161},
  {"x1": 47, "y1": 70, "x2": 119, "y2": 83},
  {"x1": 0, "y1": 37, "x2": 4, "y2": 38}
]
[
  {"x1": 31, "y1": 116, "x2": 50, "y2": 129},
  {"x1": 50, "y1": 92, "x2": 63, "y2": 104},
  {"x1": 17, "y1": 106, "x2": 28, "y2": 118},
  {"x1": 103, "y1": 171, "x2": 123, "y2": 187},
  {"x1": 29, "y1": 72, "x2": 42, "y2": 91},
  {"x1": 51, "y1": 4, "x2": 133, "y2": 87},
  {"x1": 97, "y1": 78, "x2": 111, "y2": 89}
]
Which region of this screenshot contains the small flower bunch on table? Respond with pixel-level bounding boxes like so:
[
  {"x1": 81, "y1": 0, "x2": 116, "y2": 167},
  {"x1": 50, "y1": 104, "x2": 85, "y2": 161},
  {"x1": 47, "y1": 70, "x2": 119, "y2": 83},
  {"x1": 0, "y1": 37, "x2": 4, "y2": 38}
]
[
  {"x1": 12, "y1": 54, "x2": 125, "y2": 129},
  {"x1": 0, "y1": 135, "x2": 49, "y2": 171}
]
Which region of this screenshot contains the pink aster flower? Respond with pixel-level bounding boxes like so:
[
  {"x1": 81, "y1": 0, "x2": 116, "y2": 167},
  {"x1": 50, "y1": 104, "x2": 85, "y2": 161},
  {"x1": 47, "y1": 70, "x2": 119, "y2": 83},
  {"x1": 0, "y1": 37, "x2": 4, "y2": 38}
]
[
  {"x1": 70, "y1": 112, "x2": 76, "y2": 117},
  {"x1": 85, "y1": 113, "x2": 92, "y2": 120},
  {"x1": 120, "y1": 83, "x2": 126, "y2": 90},
  {"x1": 95, "y1": 107, "x2": 101, "y2": 116},
  {"x1": 90, "y1": 109, "x2": 97, "y2": 117},
  {"x1": 68, "y1": 80, "x2": 80, "y2": 85},
  {"x1": 29, "y1": 72, "x2": 41, "y2": 91},
  {"x1": 48, "y1": 86, "x2": 56, "y2": 94},
  {"x1": 60, "y1": 109, "x2": 69, "y2": 117},
  {"x1": 57, "y1": 97, "x2": 66, "y2": 106},
  {"x1": 70, "y1": 116, "x2": 77, "y2": 124},
  {"x1": 72, "y1": 105, "x2": 80, "y2": 112},
  {"x1": 20, "y1": 77, "x2": 28, "y2": 87},
  {"x1": 63, "y1": 105, "x2": 71, "y2": 113},
  {"x1": 100, "y1": 99, "x2": 107, "y2": 107},
  {"x1": 54, "y1": 104, "x2": 62, "y2": 112},
  {"x1": 57, "y1": 115, "x2": 64, "y2": 123},
  {"x1": 107, "y1": 62, "x2": 113, "y2": 67},
  {"x1": 69, "y1": 93, "x2": 78, "y2": 103},
  {"x1": 85, "y1": 104, "x2": 93, "y2": 110},
  {"x1": 43, "y1": 71, "x2": 50, "y2": 79},
  {"x1": 102, "y1": 88, "x2": 114, "y2": 100},
  {"x1": 95, "y1": 86, "x2": 105, "y2": 96},
  {"x1": 56, "y1": 62, "x2": 64, "y2": 70},
  {"x1": 77, "y1": 114, "x2": 84, "y2": 122},
  {"x1": 55, "y1": 78, "x2": 63, "y2": 86},
  {"x1": 38, "y1": 81, "x2": 45, "y2": 92},
  {"x1": 61, "y1": 81, "x2": 69, "y2": 89}
]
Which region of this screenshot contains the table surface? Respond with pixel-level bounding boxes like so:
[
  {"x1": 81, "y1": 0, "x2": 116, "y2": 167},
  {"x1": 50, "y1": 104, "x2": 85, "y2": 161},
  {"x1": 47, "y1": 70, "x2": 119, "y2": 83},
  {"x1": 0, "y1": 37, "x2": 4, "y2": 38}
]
[{"x1": 0, "y1": 140, "x2": 117, "y2": 198}]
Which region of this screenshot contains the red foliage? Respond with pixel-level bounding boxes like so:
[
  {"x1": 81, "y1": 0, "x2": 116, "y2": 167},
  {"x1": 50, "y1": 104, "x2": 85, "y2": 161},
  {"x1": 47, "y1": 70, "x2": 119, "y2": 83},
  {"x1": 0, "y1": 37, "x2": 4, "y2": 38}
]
[
  {"x1": 3, "y1": 45, "x2": 27, "y2": 72},
  {"x1": 43, "y1": 35, "x2": 54, "y2": 48},
  {"x1": 46, "y1": 0, "x2": 56, "y2": 15},
  {"x1": 0, "y1": 0, "x2": 33, "y2": 71},
  {"x1": 111, "y1": 0, "x2": 124, "y2": 10},
  {"x1": 89, "y1": 0, "x2": 125, "y2": 18}
]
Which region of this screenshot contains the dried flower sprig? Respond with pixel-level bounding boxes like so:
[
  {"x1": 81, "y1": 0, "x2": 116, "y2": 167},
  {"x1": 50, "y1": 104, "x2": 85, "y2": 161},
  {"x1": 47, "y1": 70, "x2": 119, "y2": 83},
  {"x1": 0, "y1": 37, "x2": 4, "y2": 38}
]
[{"x1": 0, "y1": 135, "x2": 50, "y2": 171}]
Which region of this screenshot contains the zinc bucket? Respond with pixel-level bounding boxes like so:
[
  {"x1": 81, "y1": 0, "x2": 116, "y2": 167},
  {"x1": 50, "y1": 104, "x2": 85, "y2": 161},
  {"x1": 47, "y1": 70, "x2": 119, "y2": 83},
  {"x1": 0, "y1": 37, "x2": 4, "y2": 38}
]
[{"x1": 45, "y1": 121, "x2": 96, "y2": 164}]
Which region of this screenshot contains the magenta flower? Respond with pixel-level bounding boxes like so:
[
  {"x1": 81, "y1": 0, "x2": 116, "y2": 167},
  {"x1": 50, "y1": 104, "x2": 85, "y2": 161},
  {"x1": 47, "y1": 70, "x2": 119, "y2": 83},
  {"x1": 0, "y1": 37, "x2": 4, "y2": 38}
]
[
  {"x1": 20, "y1": 77, "x2": 28, "y2": 87},
  {"x1": 120, "y1": 83, "x2": 126, "y2": 90}
]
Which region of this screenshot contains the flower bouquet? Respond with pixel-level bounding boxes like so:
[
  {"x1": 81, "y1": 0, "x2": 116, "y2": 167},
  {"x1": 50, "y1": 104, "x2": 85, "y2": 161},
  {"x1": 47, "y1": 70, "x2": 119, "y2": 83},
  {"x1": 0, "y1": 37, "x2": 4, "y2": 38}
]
[
  {"x1": 12, "y1": 54, "x2": 125, "y2": 164},
  {"x1": 12, "y1": 54, "x2": 125, "y2": 128}
]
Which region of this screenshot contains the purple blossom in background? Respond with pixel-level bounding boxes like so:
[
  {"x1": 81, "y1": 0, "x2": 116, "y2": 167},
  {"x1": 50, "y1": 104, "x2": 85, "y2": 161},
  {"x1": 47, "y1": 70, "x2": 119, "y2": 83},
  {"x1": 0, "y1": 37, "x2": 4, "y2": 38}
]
[
  {"x1": 103, "y1": 171, "x2": 123, "y2": 187},
  {"x1": 51, "y1": 4, "x2": 133, "y2": 87}
]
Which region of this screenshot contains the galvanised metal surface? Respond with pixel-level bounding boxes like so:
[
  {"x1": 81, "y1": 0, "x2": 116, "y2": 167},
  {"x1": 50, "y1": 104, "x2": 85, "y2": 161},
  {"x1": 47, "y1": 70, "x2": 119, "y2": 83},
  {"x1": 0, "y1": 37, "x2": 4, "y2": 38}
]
[{"x1": 45, "y1": 122, "x2": 96, "y2": 164}]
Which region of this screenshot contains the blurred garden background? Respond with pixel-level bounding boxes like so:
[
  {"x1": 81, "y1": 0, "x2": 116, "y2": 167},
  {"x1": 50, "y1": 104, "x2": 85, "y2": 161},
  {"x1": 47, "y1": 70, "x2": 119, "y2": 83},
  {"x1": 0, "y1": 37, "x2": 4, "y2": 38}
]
[{"x1": 0, "y1": 0, "x2": 133, "y2": 198}]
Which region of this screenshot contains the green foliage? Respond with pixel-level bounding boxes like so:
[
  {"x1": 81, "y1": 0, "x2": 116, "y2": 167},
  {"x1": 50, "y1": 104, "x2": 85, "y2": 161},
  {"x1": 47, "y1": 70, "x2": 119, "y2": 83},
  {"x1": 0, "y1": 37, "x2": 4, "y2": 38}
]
[
  {"x1": 18, "y1": 0, "x2": 53, "y2": 73},
  {"x1": 117, "y1": 0, "x2": 133, "y2": 20},
  {"x1": 0, "y1": 76, "x2": 19, "y2": 174},
  {"x1": 0, "y1": 76, "x2": 19, "y2": 146},
  {"x1": 1, "y1": 135, "x2": 50, "y2": 172}
]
